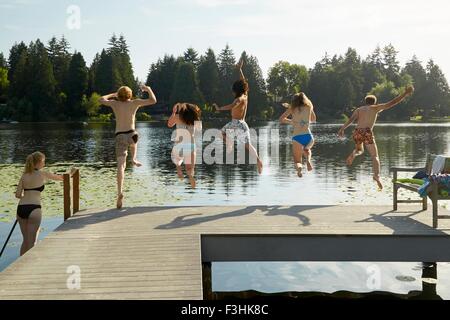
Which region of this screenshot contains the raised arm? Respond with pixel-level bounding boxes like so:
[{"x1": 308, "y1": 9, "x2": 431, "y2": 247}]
[
  {"x1": 376, "y1": 85, "x2": 414, "y2": 112},
  {"x1": 310, "y1": 108, "x2": 317, "y2": 123},
  {"x1": 15, "y1": 176, "x2": 24, "y2": 199},
  {"x1": 279, "y1": 105, "x2": 293, "y2": 125},
  {"x1": 237, "y1": 59, "x2": 245, "y2": 81},
  {"x1": 134, "y1": 85, "x2": 157, "y2": 107},
  {"x1": 99, "y1": 93, "x2": 117, "y2": 107},
  {"x1": 167, "y1": 104, "x2": 179, "y2": 128},
  {"x1": 338, "y1": 109, "x2": 358, "y2": 137}
]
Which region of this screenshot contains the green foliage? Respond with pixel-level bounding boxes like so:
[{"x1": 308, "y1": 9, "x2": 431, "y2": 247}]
[
  {"x1": 169, "y1": 62, "x2": 204, "y2": 106},
  {"x1": 0, "y1": 67, "x2": 9, "y2": 103},
  {"x1": 47, "y1": 36, "x2": 71, "y2": 94},
  {"x1": 198, "y1": 48, "x2": 220, "y2": 105},
  {"x1": 184, "y1": 47, "x2": 199, "y2": 68},
  {"x1": 66, "y1": 52, "x2": 88, "y2": 118},
  {"x1": 136, "y1": 112, "x2": 152, "y2": 121},
  {"x1": 88, "y1": 112, "x2": 112, "y2": 122},
  {"x1": 238, "y1": 51, "x2": 268, "y2": 119},
  {"x1": 267, "y1": 61, "x2": 309, "y2": 103},
  {"x1": 82, "y1": 93, "x2": 101, "y2": 117},
  {"x1": 2, "y1": 38, "x2": 450, "y2": 122},
  {"x1": 92, "y1": 34, "x2": 137, "y2": 95},
  {"x1": 146, "y1": 55, "x2": 182, "y2": 105},
  {"x1": 218, "y1": 45, "x2": 237, "y2": 105}
]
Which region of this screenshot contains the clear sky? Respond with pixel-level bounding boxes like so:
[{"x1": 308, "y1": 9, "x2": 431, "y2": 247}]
[{"x1": 1, "y1": 0, "x2": 450, "y2": 82}]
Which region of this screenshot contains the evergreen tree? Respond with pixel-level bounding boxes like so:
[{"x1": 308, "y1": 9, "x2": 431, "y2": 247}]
[
  {"x1": 7, "y1": 42, "x2": 27, "y2": 84},
  {"x1": 184, "y1": 47, "x2": 200, "y2": 68},
  {"x1": 402, "y1": 56, "x2": 427, "y2": 115},
  {"x1": 93, "y1": 49, "x2": 121, "y2": 94},
  {"x1": 146, "y1": 55, "x2": 182, "y2": 104},
  {"x1": 169, "y1": 62, "x2": 204, "y2": 106},
  {"x1": 26, "y1": 39, "x2": 57, "y2": 120},
  {"x1": 8, "y1": 43, "x2": 28, "y2": 100},
  {"x1": 423, "y1": 60, "x2": 450, "y2": 118},
  {"x1": 87, "y1": 53, "x2": 100, "y2": 95},
  {"x1": 218, "y1": 45, "x2": 237, "y2": 105},
  {"x1": 66, "y1": 51, "x2": 88, "y2": 117},
  {"x1": 382, "y1": 44, "x2": 401, "y2": 86},
  {"x1": 116, "y1": 35, "x2": 137, "y2": 92},
  {"x1": 47, "y1": 36, "x2": 71, "y2": 93},
  {"x1": 197, "y1": 48, "x2": 220, "y2": 105}
]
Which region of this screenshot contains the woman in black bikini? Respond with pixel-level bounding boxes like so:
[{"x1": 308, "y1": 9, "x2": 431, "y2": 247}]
[{"x1": 15, "y1": 152, "x2": 64, "y2": 255}]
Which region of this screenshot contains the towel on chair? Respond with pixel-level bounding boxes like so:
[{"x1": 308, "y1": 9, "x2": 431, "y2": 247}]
[{"x1": 431, "y1": 155, "x2": 446, "y2": 175}]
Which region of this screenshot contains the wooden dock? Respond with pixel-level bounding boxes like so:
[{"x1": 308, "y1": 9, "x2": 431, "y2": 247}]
[{"x1": 1, "y1": 205, "x2": 450, "y2": 300}]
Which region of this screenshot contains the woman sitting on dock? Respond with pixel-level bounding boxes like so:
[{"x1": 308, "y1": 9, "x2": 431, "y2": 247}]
[{"x1": 15, "y1": 152, "x2": 65, "y2": 255}]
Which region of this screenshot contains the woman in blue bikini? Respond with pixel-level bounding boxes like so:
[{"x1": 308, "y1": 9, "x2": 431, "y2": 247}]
[
  {"x1": 279, "y1": 93, "x2": 317, "y2": 177},
  {"x1": 15, "y1": 152, "x2": 65, "y2": 255},
  {"x1": 168, "y1": 103, "x2": 202, "y2": 188}
]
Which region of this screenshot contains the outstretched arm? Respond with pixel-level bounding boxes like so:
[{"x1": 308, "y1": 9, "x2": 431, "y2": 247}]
[
  {"x1": 99, "y1": 93, "x2": 117, "y2": 107},
  {"x1": 376, "y1": 85, "x2": 414, "y2": 112},
  {"x1": 134, "y1": 85, "x2": 157, "y2": 107},
  {"x1": 338, "y1": 110, "x2": 358, "y2": 137},
  {"x1": 42, "y1": 171, "x2": 64, "y2": 182},
  {"x1": 214, "y1": 98, "x2": 240, "y2": 112}
]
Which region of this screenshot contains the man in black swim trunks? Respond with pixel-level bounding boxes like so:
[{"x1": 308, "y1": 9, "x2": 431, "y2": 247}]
[{"x1": 100, "y1": 85, "x2": 157, "y2": 208}]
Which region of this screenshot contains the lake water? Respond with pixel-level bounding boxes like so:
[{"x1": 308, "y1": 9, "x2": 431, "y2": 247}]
[{"x1": 1, "y1": 121, "x2": 449, "y2": 298}]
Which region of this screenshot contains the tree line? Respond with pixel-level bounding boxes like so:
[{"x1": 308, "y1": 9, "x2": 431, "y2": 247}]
[{"x1": 0, "y1": 35, "x2": 449, "y2": 122}]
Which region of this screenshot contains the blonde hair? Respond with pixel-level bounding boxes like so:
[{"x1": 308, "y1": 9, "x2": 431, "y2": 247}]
[
  {"x1": 117, "y1": 86, "x2": 132, "y2": 102},
  {"x1": 290, "y1": 92, "x2": 313, "y2": 110},
  {"x1": 24, "y1": 151, "x2": 45, "y2": 174}
]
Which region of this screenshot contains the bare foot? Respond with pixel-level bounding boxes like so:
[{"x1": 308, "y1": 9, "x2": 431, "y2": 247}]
[
  {"x1": 297, "y1": 166, "x2": 303, "y2": 178},
  {"x1": 306, "y1": 161, "x2": 313, "y2": 171},
  {"x1": 257, "y1": 160, "x2": 263, "y2": 175},
  {"x1": 116, "y1": 193, "x2": 124, "y2": 209},
  {"x1": 346, "y1": 152, "x2": 355, "y2": 166},
  {"x1": 188, "y1": 176, "x2": 196, "y2": 188},
  {"x1": 176, "y1": 166, "x2": 183, "y2": 180},
  {"x1": 132, "y1": 159, "x2": 142, "y2": 167},
  {"x1": 373, "y1": 176, "x2": 383, "y2": 190}
]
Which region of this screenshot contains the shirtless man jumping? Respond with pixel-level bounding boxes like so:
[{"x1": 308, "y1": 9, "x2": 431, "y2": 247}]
[
  {"x1": 338, "y1": 85, "x2": 414, "y2": 190},
  {"x1": 213, "y1": 59, "x2": 263, "y2": 174},
  {"x1": 100, "y1": 85, "x2": 157, "y2": 208}
]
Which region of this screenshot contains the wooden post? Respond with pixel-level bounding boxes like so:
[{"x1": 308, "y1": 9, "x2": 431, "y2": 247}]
[
  {"x1": 432, "y1": 181, "x2": 438, "y2": 229},
  {"x1": 393, "y1": 170, "x2": 398, "y2": 211},
  {"x1": 63, "y1": 173, "x2": 71, "y2": 221},
  {"x1": 73, "y1": 169, "x2": 80, "y2": 214},
  {"x1": 202, "y1": 262, "x2": 212, "y2": 300}
]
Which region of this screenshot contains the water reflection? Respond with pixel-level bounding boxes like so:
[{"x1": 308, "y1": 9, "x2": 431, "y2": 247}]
[{"x1": 211, "y1": 262, "x2": 447, "y2": 300}]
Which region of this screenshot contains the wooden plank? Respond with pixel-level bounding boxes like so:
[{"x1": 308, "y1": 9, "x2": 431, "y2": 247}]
[
  {"x1": 72, "y1": 169, "x2": 80, "y2": 214},
  {"x1": 63, "y1": 174, "x2": 71, "y2": 221},
  {"x1": 0, "y1": 205, "x2": 449, "y2": 300}
]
